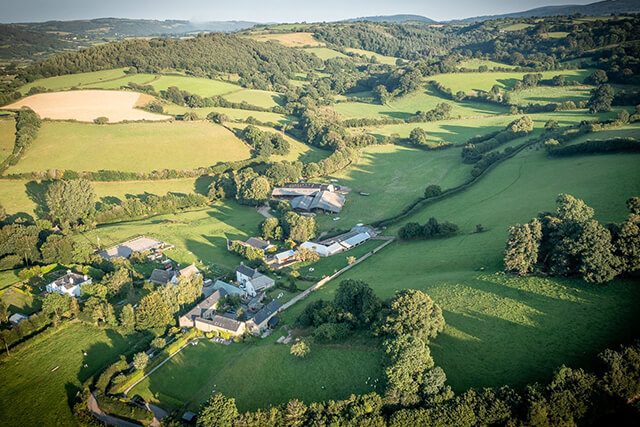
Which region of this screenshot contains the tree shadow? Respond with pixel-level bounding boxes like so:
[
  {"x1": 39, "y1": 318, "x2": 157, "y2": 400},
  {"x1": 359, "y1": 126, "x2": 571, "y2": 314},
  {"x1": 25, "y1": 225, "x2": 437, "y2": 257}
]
[
  {"x1": 194, "y1": 175, "x2": 214, "y2": 196},
  {"x1": 25, "y1": 180, "x2": 51, "y2": 219}
]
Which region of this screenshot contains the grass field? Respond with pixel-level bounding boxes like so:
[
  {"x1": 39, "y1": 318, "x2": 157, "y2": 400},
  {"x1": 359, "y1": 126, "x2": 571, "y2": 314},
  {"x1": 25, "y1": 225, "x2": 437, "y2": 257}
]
[
  {"x1": 150, "y1": 75, "x2": 242, "y2": 97},
  {"x1": 343, "y1": 48, "x2": 399, "y2": 65},
  {"x1": 8, "y1": 121, "x2": 251, "y2": 174},
  {"x1": 222, "y1": 89, "x2": 283, "y2": 109},
  {"x1": 0, "y1": 117, "x2": 14, "y2": 162},
  {"x1": 508, "y1": 85, "x2": 593, "y2": 106},
  {"x1": 431, "y1": 69, "x2": 592, "y2": 93},
  {"x1": 457, "y1": 59, "x2": 514, "y2": 70},
  {"x1": 314, "y1": 144, "x2": 471, "y2": 230},
  {"x1": 562, "y1": 123, "x2": 640, "y2": 146},
  {"x1": 130, "y1": 334, "x2": 383, "y2": 412},
  {"x1": 303, "y1": 47, "x2": 348, "y2": 60},
  {"x1": 333, "y1": 84, "x2": 508, "y2": 120},
  {"x1": 247, "y1": 32, "x2": 323, "y2": 47},
  {"x1": 18, "y1": 68, "x2": 130, "y2": 94},
  {"x1": 284, "y1": 147, "x2": 640, "y2": 393},
  {"x1": 165, "y1": 104, "x2": 293, "y2": 124},
  {"x1": 77, "y1": 202, "x2": 264, "y2": 271},
  {"x1": 0, "y1": 285, "x2": 41, "y2": 316},
  {"x1": 0, "y1": 322, "x2": 139, "y2": 426},
  {"x1": 86, "y1": 73, "x2": 158, "y2": 89}
]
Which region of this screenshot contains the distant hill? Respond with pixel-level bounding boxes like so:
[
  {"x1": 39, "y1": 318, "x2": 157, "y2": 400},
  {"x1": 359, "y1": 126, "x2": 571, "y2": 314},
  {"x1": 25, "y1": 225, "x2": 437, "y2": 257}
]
[
  {"x1": 21, "y1": 18, "x2": 260, "y2": 37},
  {"x1": 342, "y1": 14, "x2": 436, "y2": 23},
  {"x1": 456, "y1": 0, "x2": 640, "y2": 23}
]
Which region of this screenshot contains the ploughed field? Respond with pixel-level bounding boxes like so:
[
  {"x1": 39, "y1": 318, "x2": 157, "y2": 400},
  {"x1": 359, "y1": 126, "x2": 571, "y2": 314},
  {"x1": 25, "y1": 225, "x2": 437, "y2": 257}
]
[{"x1": 2, "y1": 90, "x2": 169, "y2": 122}]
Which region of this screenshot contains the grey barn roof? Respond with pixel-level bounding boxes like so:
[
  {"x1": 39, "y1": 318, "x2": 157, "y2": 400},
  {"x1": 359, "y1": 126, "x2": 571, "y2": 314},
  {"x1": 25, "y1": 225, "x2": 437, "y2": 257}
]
[
  {"x1": 149, "y1": 269, "x2": 174, "y2": 285},
  {"x1": 196, "y1": 315, "x2": 243, "y2": 333},
  {"x1": 245, "y1": 237, "x2": 271, "y2": 250},
  {"x1": 181, "y1": 289, "x2": 228, "y2": 323},
  {"x1": 252, "y1": 299, "x2": 283, "y2": 325},
  {"x1": 237, "y1": 264, "x2": 260, "y2": 279}
]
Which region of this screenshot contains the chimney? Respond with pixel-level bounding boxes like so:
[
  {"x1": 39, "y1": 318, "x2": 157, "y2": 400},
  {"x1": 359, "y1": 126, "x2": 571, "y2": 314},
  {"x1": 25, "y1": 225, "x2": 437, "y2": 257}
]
[
  {"x1": 83, "y1": 275, "x2": 88, "y2": 281},
  {"x1": 69, "y1": 278, "x2": 74, "y2": 284}
]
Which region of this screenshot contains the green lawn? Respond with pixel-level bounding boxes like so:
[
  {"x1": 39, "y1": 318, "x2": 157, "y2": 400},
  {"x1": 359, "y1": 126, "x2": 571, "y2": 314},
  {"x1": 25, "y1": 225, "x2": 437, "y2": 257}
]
[
  {"x1": 0, "y1": 269, "x2": 20, "y2": 290},
  {"x1": 508, "y1": 85, "x2": 593, "y2": 106},
  {"x1": 77, "y1": 202, "x2": 264, "y2": 270},
  {"x1": 86, "y1": 73, "x2": 158, "y2": 89},
  {"x1": 0, "y1": 285, "x2": 41, "y2": 316},
  {"x1": 150, "y1": 75, "x2": 241, "y2": 97},
  {"x1": 0, "y1": 322, "x2": 140, "y2": 426},
  {"x1": 0, "y1": 116, "x2": 14, "y2": 162},
  {"x1": 18, "y1": 68, "x2": 130, "y2": 94},
  {"x1": 303, "y1": 47, "x2": 348, "y2": 60},
  {"x1": 431, "y1": 69, "x2": 592, "y2": 94},
  {"x1": 130, "y1": 336, "x2": 383, "y2": 413},
  {"x1": 333, "y1": 84, "x2": 508, "y2": 120},
  {"x1": 222, "y1": 89, "x2": 283, "y2": 109},
  {"x1": 8, "y1": 121, "x2": 251, "y2": 174},
  {"x1": 284, "y1": 147, "x2": 640, "y2": 393}
]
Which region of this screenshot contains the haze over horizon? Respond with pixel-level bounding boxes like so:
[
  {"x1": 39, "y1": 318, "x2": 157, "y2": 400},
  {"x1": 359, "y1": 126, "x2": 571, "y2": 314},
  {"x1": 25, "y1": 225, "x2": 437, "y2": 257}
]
[{"x1": 0, "y1": 0, "x2": 600, "y2": 24}]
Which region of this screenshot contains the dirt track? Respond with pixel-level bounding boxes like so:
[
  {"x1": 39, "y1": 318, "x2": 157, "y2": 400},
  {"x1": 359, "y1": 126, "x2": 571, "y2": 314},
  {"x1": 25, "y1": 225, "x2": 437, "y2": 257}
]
[{"x1": 2, "y1": 90, "x2": 170, "y2": 122}]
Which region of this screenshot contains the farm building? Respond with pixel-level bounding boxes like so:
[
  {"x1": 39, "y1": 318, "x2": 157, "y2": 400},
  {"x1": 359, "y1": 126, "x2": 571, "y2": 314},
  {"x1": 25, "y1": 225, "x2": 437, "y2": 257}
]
[
  {"x1": 178, "y1": 289, "x2": 228, "y2": 328},
  {"x1": 269, "y1": 249, "x2": 298, "y2": 267},
  {"x1": 149, "y1": 263, "x2": 200, "y2": 286},
  {"x1": 272, "y1": 183, "x2": 346, "y2": 213},
  {"x1": 246, "y1": 299, "x2": 283, "y2": 334},
  {"x1": 194, "y1": 315, "x2": 245, "y2": 337},
  {"x1": 45, "y1": 270, "x2": 92, "y2": 297},
  {"x1": 236, "y1": 264, "x2": 275, "y2": 297},
  {"x1": 9, "y1": 313, "x2": 28, "y2": 325},
  {"x1": 300, "y1": 226, "x2": 375, "y2": 257},
  {"x1": 98, "y1": 236, "x2": 171, "y2": 260},
  {"x1": 212, "y1": 280, "x2": 246, "y2": 297}
]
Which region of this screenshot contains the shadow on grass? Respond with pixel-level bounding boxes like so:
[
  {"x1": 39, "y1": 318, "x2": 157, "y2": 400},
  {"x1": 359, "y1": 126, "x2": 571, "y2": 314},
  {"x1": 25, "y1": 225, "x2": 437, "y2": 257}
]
[{"x1": 25, "y1": 180, "x2": 51, "y2": 219}]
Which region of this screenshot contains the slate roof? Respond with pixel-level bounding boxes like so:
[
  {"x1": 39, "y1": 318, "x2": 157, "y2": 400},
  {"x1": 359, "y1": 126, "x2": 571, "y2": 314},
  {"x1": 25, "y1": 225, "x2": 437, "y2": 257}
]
[
  {"x1": 245, "y1": 237, "x2": 272, "y2": 250},
  {"x1": 237, "y1": 264, "x2": 260, "y2": 279},
  {"x1": 196, "y1": 315, "x2": 243, "y2": 333},
  {"x1": 250, "y1": 274, "x2": 275, "y2": 291},
  {"x1": 50, "y1": 271, "x2": 90, "y2": 288},
  {"x1": 252, "y1": 300, "x2": 283, "y2": 326},
  {"x1": 310, "y1": 190, "x2": 345, "y2": 213},
  {"x1": 181, "y1": 289, "x2": 228, "y2": 323},
  {"x1": 149, "y1": 269, "x2": 174, "y2": 285},
  {"x1": 212, "y1": 280, "x2": 245, "y2": 296}
]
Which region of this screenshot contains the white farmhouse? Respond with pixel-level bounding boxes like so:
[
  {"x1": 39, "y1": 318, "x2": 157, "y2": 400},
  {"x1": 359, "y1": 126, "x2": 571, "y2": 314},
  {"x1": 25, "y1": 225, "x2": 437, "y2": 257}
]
[
  {"x1": 46, "y1": 270, "x2": 92, "y2": 297},
  {"x1": 236, "y1": 264, "x2": 275, "y2": 297}
]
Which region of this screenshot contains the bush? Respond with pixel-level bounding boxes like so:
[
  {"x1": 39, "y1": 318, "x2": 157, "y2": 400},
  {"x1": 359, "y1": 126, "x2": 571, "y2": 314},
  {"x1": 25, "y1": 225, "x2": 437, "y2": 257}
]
[
  {"x1": 95, "y1": 392, "x2": 153, "y2": 424},
  {"x1": 94, "y1": 116, "x2": 109, "y2": 124}
]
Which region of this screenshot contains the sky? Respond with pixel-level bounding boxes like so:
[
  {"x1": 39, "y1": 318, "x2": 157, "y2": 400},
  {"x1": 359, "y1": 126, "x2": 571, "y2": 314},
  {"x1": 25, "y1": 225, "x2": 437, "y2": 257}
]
[{"x1": 0, "y1": 0, "x2": 599, "y2": 24}]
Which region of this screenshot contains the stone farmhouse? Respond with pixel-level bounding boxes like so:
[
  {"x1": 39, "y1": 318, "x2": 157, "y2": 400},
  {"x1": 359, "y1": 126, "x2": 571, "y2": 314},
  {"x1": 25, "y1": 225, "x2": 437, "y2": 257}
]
[
  {"x1": 45, "y1": 270, "x2": 92, "y2": 297},
  {"x1": 178, "y1": 289, "x2": 246, "y2": 337},
  {"x1": 236, "y1": 264, "x2": 275, "y2": 297},
  {"x1": 246, "y1": 299, "x2": 283, "y2": 335},
  {"x1": 149, "y1": 263, "x2": 200, "y2": 286}
]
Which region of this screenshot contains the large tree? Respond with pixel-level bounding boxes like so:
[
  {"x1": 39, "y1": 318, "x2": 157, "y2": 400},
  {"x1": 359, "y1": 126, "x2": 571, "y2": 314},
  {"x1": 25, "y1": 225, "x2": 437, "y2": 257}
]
[
  {"x1": 383, "y1": 289, "x2": 445, "y2": 342},
  {"x1": 135, "y1": 293, "x2": 173, "y2": 330},
  {"x1": 384, "y1": 334, "x2": 434, "y2": 405},
  {"x1": 198, "y1": 393, "x2": 239, "y2": 427},
  {"x1": 334, "y1": 279, "x2": 381, "y2": 326},
  {"x1": 40, "y1": 234, "x2": 75, "y2": 264},
  {"x1": 504, "y1": 218, "x2": 542, "y2": 275},
  {"x1": 46, "y1": 179, "x2": 95, "y2": 226}
]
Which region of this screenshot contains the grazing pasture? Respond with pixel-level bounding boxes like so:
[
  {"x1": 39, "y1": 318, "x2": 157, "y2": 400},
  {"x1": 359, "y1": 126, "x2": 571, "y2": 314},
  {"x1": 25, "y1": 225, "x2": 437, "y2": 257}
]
[
  {"x1": 285, "y1": 147, "x2": 640, "y2": 393},
  {"x1": 343, "y1": 48, "x2": 399, "y2": 65},
  {"x1": 2, "y1": 90, "x2": 169, "y2": 122},
  {"x1": 457, "y1": 59, "x2": 514, "y2": 70},
  {"x1": 130, "y1": 335, "x2": 383, "y2": 413},
  {"x1": 430, "y1": 69, "x2": 592, "y2": 93},
  {"x1": 222, "y1": 89, "x2": 283, "y2": 109},
  {"x1": 149, "y1": 75, "x2": 242, "y2": 97},
  {"x1": 77, "y1": 202, "x2": 264, "y2": 270},
  {"x1": 333, "y1": 84, "x2": 508, "y2": 120},
  {"x1": 8, "y1": 121, "x2": 250, "y2": 174},
  {"x1": 508, "y1": 85, "x2": 593, "y2": 106},
  {"x1": 248, "y1": 32, "x2": 323, "y2": 47},
  {"x1": 0, "y1": 117, "x2": 14, "y2": 161},
  {"x1": 0, "y1": 322, "x2": 140, "y2": 427},
  {"x1": 165, "y1": 104, "x2": 293, "y2": 124},
  {"x1": 303, "y1": 47, "x2": 348, "y2": 60},
  {"x1": 18, "y1": 68, "x2": 130, "y2": 94}
]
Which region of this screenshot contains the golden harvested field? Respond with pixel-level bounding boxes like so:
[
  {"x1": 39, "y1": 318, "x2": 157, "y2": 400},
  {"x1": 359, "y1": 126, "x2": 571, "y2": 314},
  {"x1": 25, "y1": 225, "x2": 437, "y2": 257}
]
[
  {"x1": 2, "y1": 90, "x2": 169, "y2": 122},
  {"x1": 247, "y1": 32, "x2": 323, "y2": 47}
]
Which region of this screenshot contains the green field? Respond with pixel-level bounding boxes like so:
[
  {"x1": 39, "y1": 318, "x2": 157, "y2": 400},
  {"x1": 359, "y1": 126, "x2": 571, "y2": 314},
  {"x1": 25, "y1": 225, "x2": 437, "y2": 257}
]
[
  {"x1": 431, "y1": 69, "x2": 592, "y2": 93},
  {"x1": 344, "y1": 48, "x2": 399, "y2": 65},
  {"x1": 150, "y1": 75, "x2": 242, "y2": 97},
  {"x1": 130, "y1": 335, "x2": 383, "y2": 412},
  {"x1": 284, "y1": 147, "x2": 640, "y2": 392},
  {"x1": 0, "y1": 117, "x2": 14, "y2": 162},
  {"x1": 86, "y1": 73, "x2": 158, "y2": 89},
  {"x1": 18, "y1": 68, "x2": 130, "y2": 94},
  {"x1": 315, "y1": 144, "x2": 471, "y2": 230},
  {"x1": 222, "y1": 89, "x2": 283, "y2": 109},
  {"x1": 562, "y1": 123, "x2": 640, "y2": 146},
  {"x1": 0, "y1": 285, "x2": 41, "y2": 316},
  {"x1": 0, "y1": 322, "x2": 139, "y2": 426},
  {"x1": 333, "y1": 84, "x2": 508, "y2": 120},
  {"x1": 508, "y1": 85, "x2": 593, "y2": 106},
  {"x1": 457, "y1": 59, "x2": 514, "y2": 70},
  {"x1": 165, "y1": 104, "x2": 293, "y2": 124},
  {"x1": 8, "y1": 121, "x2": 251, "y2": 174},
  {"x1": 77, "y1": 202, "x2": 264, "y2": 271},
  {"x1": 303, "y1": 47, "x2": 348, "y2": 60}
]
